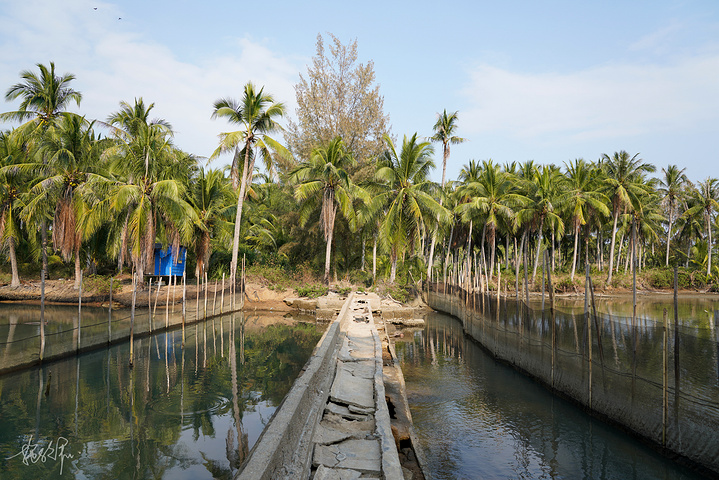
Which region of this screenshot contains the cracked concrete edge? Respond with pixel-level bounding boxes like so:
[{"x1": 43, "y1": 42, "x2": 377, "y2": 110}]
[
  {"x1": 371, "y1": 312, "x2": 404, "y2": 480},
  {"x1": 236, "y1": 295, "x2": 354, "y2": 480}
]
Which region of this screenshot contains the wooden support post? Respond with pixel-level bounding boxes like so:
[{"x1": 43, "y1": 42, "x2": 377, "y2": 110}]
[
  {"x1": 182, "y1": 271, "x2": 186, "y2": 347},
  {"x1": 148, "y1": 278, "x2": 153, "y2": 333},
  {"x1": 663, "y1": 308, "x2": 669, "y2": 446},
  {"x1": 153, "y1": 277, "x2": 162, "y2": 319},
  {"x1": 674, "y1": 265, "x2": 680, "y2": 391},
  {"x1": 108, "y1": 277, "x2": 113, "y2": 344},
  {"x1": 78, "y1": 270, "x2": 83, "y2": 353},
  {"x1": 165, "y1": 276, "x2": 170, "y2": 328},
  {"x1": 715, "y1": 310, "x2": 719, "y2": 385},
  {"x1": 130, "y1": 273, "x2": 137, "y2": 368},
  {"x1": 221, "y1": 273, "x2": 225, "y2": 315},
  {"x1": 213, "y1": 279, "x2": 218, "y2": 315},
  {"x1": 204, "y1": 272, "x2": 209, "y2": 319},
  {"x1": 588, "y1": 266, "x2": 593, "y2": 409},
  {"x1": 195, "y1": 273, "x2": 200, "y2": 321},
  {"x1": 40, "y1": 266, "x2": 45, "y2": 361}
]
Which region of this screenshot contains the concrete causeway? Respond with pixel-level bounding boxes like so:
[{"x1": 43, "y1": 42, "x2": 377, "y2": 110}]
[{"x1": 236, "y1": 293, "x2": 404, "y2": 480}]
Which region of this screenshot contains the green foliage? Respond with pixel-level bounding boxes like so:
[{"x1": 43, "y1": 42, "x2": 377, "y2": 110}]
[
  {"x1": 297, "y1": 284, "x2": 329, "y2": 298},
  {"x1": 82, "y1": 274, "x2": 122, "y2": 295}
]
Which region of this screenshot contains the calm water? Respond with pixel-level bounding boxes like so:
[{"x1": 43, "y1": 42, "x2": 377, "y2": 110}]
[
  {"x1": 396, "y1": 311, "x2": 707, "y2": 480},
  {"x1": 0, "y1": 312, "x2": 323, "y2": 479}
]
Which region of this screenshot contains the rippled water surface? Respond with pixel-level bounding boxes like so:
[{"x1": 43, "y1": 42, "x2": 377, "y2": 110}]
[{"x1": 396, "y1": 311, "x2": 706, "y2": 480}]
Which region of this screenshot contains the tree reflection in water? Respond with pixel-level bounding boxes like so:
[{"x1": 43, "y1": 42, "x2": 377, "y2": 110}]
[{"x1": 0, "y1": 313, "x2": 323, "y2": 480}]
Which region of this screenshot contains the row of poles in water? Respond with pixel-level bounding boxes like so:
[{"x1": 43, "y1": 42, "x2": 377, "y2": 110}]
[
  {"x1": 33, "y1": 255, "x2": 247, "y2": 370},
  {"x1": 428, "y1": 242, "x2": 719, "y2": 448}
]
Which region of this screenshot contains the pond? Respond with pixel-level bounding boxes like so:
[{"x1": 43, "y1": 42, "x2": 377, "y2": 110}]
[
  {"x1": 396, "y1": 305, "x2": 714, "y2": 479},
  {"x1": 0, "y1": 311, "x2": 324, "y2": 479}
]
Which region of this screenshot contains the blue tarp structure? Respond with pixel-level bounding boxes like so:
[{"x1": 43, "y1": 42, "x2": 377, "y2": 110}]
[{"x1": 153, "y1": 244, "x2": 187, "y2": 276}]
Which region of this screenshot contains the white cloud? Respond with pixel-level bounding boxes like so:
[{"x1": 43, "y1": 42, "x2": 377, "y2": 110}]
[
  {"x1": 0, "y1": 0, "x2": 301, "y2": 164},
  {"x1": 460, "y1": 54, "x2": 719, "y2": 148}
]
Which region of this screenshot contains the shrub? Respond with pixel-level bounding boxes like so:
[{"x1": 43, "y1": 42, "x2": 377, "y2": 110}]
[
  {"x1": 83, "y1": 275, "x2": 122, "y2": 296},
  {"x1": 296, "y1": 284, "x2": 328, "y2": 298}
]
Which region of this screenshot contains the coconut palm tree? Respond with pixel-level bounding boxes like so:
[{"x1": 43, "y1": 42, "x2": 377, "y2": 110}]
[
  {"x1": 517, "y1": 165, "x2": 565, "y2": 282},
  {"x1": 426, "y1": 110, "x2": 467, "y2": 279},
  {"x1": 2, "y1": 62, "x2": 82, "y2": 277},
  {"x1": 600, "y1": 151, "x2": 656, "y2": 284},
  {"x1": 187, "y1": 168, "x2": 235, "y2": 279},
  {"x1": 17, "y1": 114, "x2": 107, "y2": 289},
  {"x1": 375, "y1": 134, "x2": 449, "y2": 283},
  {"x1": 455, "y1": 160, "x2": 524, "y2": 283},
  {"x1": 684, "y1": 178, "x2": 719, "y2": 276},
  {"x1": 658, "y1": 164, "x2": 688, "y2": 266},
  {"x1": 562, "y1": 159, "x2": 609, "y2": 280},
  {"x1": 291, "y1": 137, "x2": 361, "y2": 284},
  {"x1": 0, "y1": 130, "x2": 28, "y2": 286},
  {"x1": 91, "y1": 99, "x2": 197, "y2": 282},
  {"x1": 210, "y1": 83, "x2": 288, "y2": 288}
]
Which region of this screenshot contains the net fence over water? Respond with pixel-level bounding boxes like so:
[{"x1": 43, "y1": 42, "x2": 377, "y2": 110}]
[
  {"x1": 0, "y1": 282, "x2": 245, "y2": 374},
  {"x1": 426, "y1": 282, "x2": 719, "y2": 476}
]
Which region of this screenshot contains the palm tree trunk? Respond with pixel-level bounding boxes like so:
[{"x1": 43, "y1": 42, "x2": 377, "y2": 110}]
[
  {"x1": 360, "y1": 232, "x2": 366, "y2": 271},
  {"x1": 466, "y1": 220, "x2": 473, "y2": 272},
  {"x1": 707, "y1": 213, "x2": 713, "y2": 276},
  {"x1": 390, "y1": 250, "x2": 398, "y2": 284},
  {"x1": 230, "y1": 145, "x2": 254, "y2": 288},
  {"x1": 489, "y1": 230, "x2": 496, "y2": 283},
  {"x1": 323, "y1": 207, "x2": 337, "y2": 285},
  {"x1": 532, "y1": 218, "x2": 544, "y2": 282},
  {"x1": 665, "y1": 212, "x2": 674, "y2": 266},
  {"x1": 607, "y1": 210, "x2": 619, "y2": 283},
  {"x1": 570, "y1": 224, "x2": 579, "y2": 281},
  {"x1": 372, "y1": 232, "x2": 377, "y2": 283},
  {"x1": 9, "y1": 238, "x2": 20, "y2": 287},
  {"x1": 427, "y1": 233, "x2": 438, "y2": 281}
]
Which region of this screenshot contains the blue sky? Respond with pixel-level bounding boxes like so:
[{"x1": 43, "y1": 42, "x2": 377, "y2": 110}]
[{"x1": 1, "y1": 0, "x2": 718, "y2": 183}]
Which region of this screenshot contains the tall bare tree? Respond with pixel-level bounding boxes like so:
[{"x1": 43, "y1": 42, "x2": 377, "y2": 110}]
[{"x1": 286, "y1": 33, "x2": 389, "y2": 178}]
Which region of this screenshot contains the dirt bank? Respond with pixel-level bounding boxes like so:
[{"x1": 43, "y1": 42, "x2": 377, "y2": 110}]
[{"x1": 0, "y1": 277, "x2": 294, "y2": 312}]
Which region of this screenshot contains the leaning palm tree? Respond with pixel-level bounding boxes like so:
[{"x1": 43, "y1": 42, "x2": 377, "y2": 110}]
[
  {"x1": 426, "y1": 110, "x2": 467, "y2": 280},
  {"x1": 684, "y1": 178, "x2": 719, "y2": 276},
  {"x1": 375, "y1": 134, "x2": 449, "y2": 283},
  {"x1": 1, "y1": 62, "x2": 82, "y2": 277},
  {"x1": 658, "y1": 164, "x2": 688, "y2": 266},
  {"x1": 210, "y1": 83, "x2": 288, "y2": 288},
  {"x1": 291, "y1": 137, "x2": 361, "y2": 285},
  {"x1": 562, "y1": 159, "x2": 609, "y2": 280},
  {"x1": 600, "y1": 151, "x2": 656, "y2": 284}
]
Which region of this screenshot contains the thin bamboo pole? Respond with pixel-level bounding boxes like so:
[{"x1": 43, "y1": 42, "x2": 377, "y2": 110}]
[
  {"x1": 130, "y1": 273, "x2": 137, "y2": 368},
  {"x1": 148, "y1": 279, "x2": 153, "y2": 333},
  {"x1": 78, "y1": 270, "x2": 83, "y2": 353},
  {"x1": 165, "y1": 276, "x2": 171, "y2": 328},
  {"x1": 182, "y1": 271, "x2": 186, "y2": 347},
  {"x1": 663, "y1": 308, "x2": 669, "y2": 446},
  {"x1": 40, "y1": 266, "x2": 45, "y2": 361},
  {"x1": 221, "y1": 273, "x2": 225, "y2": 315},
  {"x1": 108, "y1": 277, "x2": 113, "y2": 344}
]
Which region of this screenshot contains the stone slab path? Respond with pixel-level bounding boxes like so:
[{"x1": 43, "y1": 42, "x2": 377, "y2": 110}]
[{"x1": 311, "y1": 294, "x2": 403, "y2": 479}]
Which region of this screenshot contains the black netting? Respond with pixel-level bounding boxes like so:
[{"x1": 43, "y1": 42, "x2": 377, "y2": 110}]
[{"x1": 425, "y1": 281, "x2": 719, "y2": 475}]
